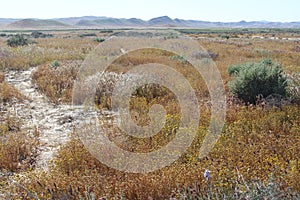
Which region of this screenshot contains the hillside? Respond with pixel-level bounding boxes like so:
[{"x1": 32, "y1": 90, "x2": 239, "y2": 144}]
[
  {"x1": 6, "y1": 19, "x2": 69, "y2": 29},
  {"x1": 1, "y1": 16, "x2": 300, "y2": 29},
  {"x1": 66, "y1": 16, "x2": 300, "y2": 28},
  {"x1": 75, "y1": 17, "x2": 147, "y2": 27},
  {"x1": 55, "y1": 16, "x2": 108, "y2": 25}
]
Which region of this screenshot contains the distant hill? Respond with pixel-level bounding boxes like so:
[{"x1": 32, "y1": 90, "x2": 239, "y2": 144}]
[
  {"x1": 75, "y1": 17, "x2": 147, "y2": 27},
  {"x1": 127, "y1": 18, "x2": 147, "y2": 26},
  {"x1": 0, "y1": 18, "x2": 18, "y2": 26},
  {"x1": 76, "y1": 19, "x2": 98, "y2": 26},
  {"x1": 148, "y1": 16, "x2": 176, "y2": 26},
  {"x1": 70, "y1": 16, "x2": 300, "y2": 28},
  {"x1": 6, "y1": 19, "x2": 69, "y2": 29},
  {"x1": 1, "y1": 16, "x2": 300, "y2": 29},
  {"x1": 55, "y1": 16, "x2": 108, "y2": 25}
]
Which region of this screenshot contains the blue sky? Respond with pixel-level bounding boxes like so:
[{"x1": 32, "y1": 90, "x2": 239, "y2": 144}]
[{"x1": 0, "y1": 0, "x2": 299, "y2": 22}]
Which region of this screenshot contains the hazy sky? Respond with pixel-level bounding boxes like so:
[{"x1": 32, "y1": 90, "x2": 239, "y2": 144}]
[{"x1": 0, "y1": 0, "x2": 299, "y2": 22}]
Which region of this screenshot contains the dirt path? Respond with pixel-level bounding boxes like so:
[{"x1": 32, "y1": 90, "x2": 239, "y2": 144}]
[
  {"x1": 5, "y1": 68, "x2": 93, "y2": 170},
  {"x1": 0, "y1": 67, "x2": 119, "y2": 198}
]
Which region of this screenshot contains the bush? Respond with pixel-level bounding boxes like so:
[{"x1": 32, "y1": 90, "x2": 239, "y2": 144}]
[
  {"x1": 31, "y1": 31, "x2": 53, "y2": 38},
  {"x1": 79, "y1": 33, "x2": 97, "y2": 38},
  {"x1": 100, "y1": 30, "x2": 113, "y2": 33},
  {"x1": 220, "y1": 34, "x2": 230, "y2": 39},
  {"x1": 7, "y1": 34, "x2": 29, "y2": 47},
  {"x1": 51, "y1": 60, "x2": 60, "y2": 68},
  {"x1": 228, "y1": 59, "x2": 287, "y2": 104},
  {"x1": 93, "y1": 37, "x2": 105, "y2": 43}
]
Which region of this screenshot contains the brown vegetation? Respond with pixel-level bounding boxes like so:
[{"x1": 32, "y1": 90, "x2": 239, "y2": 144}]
[{"x1": 0, "y1": 30, "x2": 299, "y2": 199}]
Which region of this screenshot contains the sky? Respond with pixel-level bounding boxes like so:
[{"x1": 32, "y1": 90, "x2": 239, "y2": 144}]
[{"x1": 0, "y1": 0, "x2": 299, "y2": 22}]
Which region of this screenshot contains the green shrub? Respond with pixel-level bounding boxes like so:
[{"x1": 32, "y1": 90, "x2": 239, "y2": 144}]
[
  {"x1": 228, "y1": 59, "x2": 287, "y2": 104},
  {"x1": 51, "y1": 60, "x2": 60, "y2": 68},
  {"x1": 79, "y1": 33, "x2": 97, "y2": 38},
  {"x1": 7, "y1": 34, "x2": 29, "y2": 47},
  {"x1": 170, "y1": 55, "x2": 188, "y2": 64},
  {"x1": 31, "y1": 31, "x2": 53, "y2": 38},
  {"x1": 220, "y1": 34, "x2": 230, "y2": 39},
  {"x1": 93, "y1": 37, "x2": 105, "y2": 43},
  {"x1": 99, "y1": 30, "x2": 113, "y2": 33}
]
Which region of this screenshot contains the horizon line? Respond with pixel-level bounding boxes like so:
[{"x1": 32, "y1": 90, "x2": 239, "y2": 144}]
[{"x1": 0, "y1": 16, "x2": 299, "y2": 23}]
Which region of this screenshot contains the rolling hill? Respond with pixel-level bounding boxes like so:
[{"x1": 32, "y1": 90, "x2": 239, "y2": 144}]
[
  {"x1": 6, "y1": 19, "x2": 69, "y2": 29},
  {"x1": 54, "y1": 16, "x2": 108, "y2": 25},
  {"x1": 75, "y1": 17, "x2": 147, "y2": 27},
  {"x1": 1, "y1": 16, "x2": 300, "y2": 29},
  {"x1": 62, "y1": 16, "x2": 300, "y2": 28}
]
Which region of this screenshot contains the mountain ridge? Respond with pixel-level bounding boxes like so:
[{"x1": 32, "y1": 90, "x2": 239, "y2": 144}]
[{"x1": 1, "y1": 16, "x2": 300, "y2": 29}]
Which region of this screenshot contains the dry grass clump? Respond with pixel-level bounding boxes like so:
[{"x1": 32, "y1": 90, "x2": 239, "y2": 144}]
[
  {"x1": 0, "y1": 72, "x2": 25, "y2": 103},
  {"x1": 0, "y1": 72, "x2": 5, "y2": 83},
  {"x1": 32, "y1": 60, "x2": 81, "y2": 104},
  {"x1": 287, "y1": 73, "x2": 300, "y2": 105},
  {"x1": 0, "y1": 82, "x2": 26, "y2": 103},
  {"x1": 0, "y1": 129, "x2": 39, "y2": 172},
  {"x1": 0, "y1": 125, "x2": 39, "y2": 198}
]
